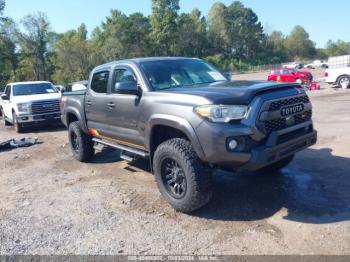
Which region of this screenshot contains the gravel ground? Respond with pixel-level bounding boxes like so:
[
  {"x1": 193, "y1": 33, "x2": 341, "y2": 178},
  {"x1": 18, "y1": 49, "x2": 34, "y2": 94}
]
[{"x1": 0, "y1": 70, "x2": 349, "y2": 255}]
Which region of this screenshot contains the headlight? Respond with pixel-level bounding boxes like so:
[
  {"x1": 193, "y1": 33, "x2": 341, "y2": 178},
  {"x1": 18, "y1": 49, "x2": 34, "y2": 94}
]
[
  {"x1": 17, "y1": 103, "x2": 31, "y2": 113},
  {"x1": 195, "y1": 105, "x2": 249, "y2": 123}
]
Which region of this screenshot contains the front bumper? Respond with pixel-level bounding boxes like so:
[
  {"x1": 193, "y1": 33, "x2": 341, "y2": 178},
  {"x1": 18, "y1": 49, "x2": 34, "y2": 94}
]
[
  {"x1": 16, "y1": 112, "x2": 61, "y2": 124},
  {"x1": 237, "y1": 130, "x2": 317, "y2": 171},
  {"x1": 195, "y1": 119, "x2": 317, "y2": 172}
]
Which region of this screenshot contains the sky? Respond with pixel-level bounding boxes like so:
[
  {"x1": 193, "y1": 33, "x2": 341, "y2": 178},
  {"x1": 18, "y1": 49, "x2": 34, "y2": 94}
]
[{"x1": 4, "y1": 0, "x2": 350, "y2": 48}]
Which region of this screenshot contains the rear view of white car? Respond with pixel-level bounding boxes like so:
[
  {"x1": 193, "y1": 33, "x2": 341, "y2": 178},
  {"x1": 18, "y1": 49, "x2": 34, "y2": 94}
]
[
  {"x1": 0, "y1": 81, "x2": 62, "y2": 133},
  {"x1": 324, "y1": 67, "x2": 350, "y2": 89}
]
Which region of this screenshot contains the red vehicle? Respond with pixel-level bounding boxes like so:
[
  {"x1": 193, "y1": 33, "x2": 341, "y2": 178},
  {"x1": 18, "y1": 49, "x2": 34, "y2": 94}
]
[{"x1": 268, "y1": 68, "x2": 313, "y2": 84}]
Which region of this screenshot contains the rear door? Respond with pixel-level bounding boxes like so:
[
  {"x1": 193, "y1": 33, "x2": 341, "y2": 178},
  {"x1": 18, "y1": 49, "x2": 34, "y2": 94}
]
[
  {"x1": 85, "y1": 69, "x2": 111, "y2": 136},
  {"x1": 103, "y1": 66, "x2": 145, "y2": 148}
]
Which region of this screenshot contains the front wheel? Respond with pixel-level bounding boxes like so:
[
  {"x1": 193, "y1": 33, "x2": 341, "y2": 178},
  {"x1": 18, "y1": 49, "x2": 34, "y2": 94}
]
[
  {"x1": 12, "y1": 112, "x2": 24, "y2": 133},
  {"x1": 295, "y1": 78, "x2": 303, "y2": 84},
  {"x1": 68, "y1": 121, "x2": 94, "y2": 162},
  {"x1": 153, "y1": 138, "x2": 213, "y2": 213},
  {"x1": 260, "y1": 155, "x2": 295, "y2": 173}
]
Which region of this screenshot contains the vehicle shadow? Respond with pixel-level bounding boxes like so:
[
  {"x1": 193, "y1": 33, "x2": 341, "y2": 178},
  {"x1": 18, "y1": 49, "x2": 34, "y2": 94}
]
[
  {"x1": 25, "y1": 123, "x2": 66, "y2": 133},
  {"x1": 92, "y1": 148, "x2": 123, "y2": 164},
  {"x1": 83, "y1": 146, "x2": 350, "y2": 224},
  {"x1": 192, "y1": 147, "x2": 350, "y2": 224},
  {"x1": 92, "y1": 148, "x2": 151, "y2": 172}
]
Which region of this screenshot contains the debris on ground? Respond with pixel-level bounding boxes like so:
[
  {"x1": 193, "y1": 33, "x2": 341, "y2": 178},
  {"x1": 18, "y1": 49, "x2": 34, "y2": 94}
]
[{"x1": 0, "y1": 137, "x2": 38, "y2": 151}]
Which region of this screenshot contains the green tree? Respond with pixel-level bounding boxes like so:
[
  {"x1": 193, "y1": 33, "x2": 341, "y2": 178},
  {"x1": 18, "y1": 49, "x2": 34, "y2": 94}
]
[
  {"x1": 284, "y1": 25, "x2": 316, "y2": 59},
  {"x1": 91, "y1": 10, "x2": 151, "y2": 62},
  {"x1": 16, "y1": 13, "x2": 53, "y2": 81},
  {"x1": 53, "y1": 24, "x2": 93, "y2": 84},
  {"x1": 207, "y1": 2, "x2": 227, "y2": 56},
  {"x1": 325, "y1": 40, "x2": 350, "y2": 56},
  {"x1": 175, "y1": 9, "x2": 208, "y2": 57},
  {"x1": 268, "y1": 31, "x2": 289, "y2": 62},
  {"x1": 226, "y1": 2, "x2": 264, "y2": 60},
  {"x1": 208, "y1": 1, "x2": 264, "y2": 61},
  {"x1": 0, "y1": 0, "x2": 5, "y2": 23},
  {"x1": 150, "y1": 0, "x2": 180, "y2": 56},
  {"x1": 0, "y1": 18, "x2": 18, "y2": 88}
]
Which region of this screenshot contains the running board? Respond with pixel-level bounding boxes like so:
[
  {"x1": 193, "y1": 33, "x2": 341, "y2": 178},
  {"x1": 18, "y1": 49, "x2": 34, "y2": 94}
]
[{"x1": 92, "y1": 138, "x2": 148, "y2": 157}]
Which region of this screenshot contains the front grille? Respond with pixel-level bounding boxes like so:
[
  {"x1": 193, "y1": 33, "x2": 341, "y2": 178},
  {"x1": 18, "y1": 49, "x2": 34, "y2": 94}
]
[
  {"x1": 31, "y1": 100, "x2": 60, "y2": 115},
  {"x1": 265, "y1": 118, "x2": 287, "y2": 132},
  {"x1": 269, "y1": 95, "x2": 310, "y2": 111},
  {"x1": 264, "y1": 110, "x2": 312, "y2": 133},
  {"x1": 295, "y1": 110, "x2": 312, "y2": 124}
]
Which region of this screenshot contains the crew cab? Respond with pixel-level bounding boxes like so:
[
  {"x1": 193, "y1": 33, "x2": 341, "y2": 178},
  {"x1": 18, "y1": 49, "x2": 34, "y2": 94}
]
[
  {"x1": 61, "y1": 57, "x2": 317, "y2": 213},
  {"x1": 268, "y1": 68, "x2": 313, "y2": 84},
  {"x1": 1, "y1": 81, "x2": 61, "y2": 132}
]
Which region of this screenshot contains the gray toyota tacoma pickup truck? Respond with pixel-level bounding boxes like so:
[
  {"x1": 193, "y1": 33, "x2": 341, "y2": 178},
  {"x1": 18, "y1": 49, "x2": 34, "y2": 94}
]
[{"x1": 61, "y1": 57, "x2": 317, "y2": 213}]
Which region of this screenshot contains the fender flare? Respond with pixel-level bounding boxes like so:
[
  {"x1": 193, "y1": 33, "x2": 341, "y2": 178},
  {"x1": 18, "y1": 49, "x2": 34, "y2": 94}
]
[
  {"x1": 146, "y1": 114, "x2": 205, "y2": 160},
  {"x1": 64, "y1": 106, "x2": 88, "y2": 133}
]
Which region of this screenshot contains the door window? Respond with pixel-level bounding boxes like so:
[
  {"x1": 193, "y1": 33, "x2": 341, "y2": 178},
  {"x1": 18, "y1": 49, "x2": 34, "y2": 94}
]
[
  {"x1": 113, "y1": 68, "x2": 137, "y2": 93},
  {"x1": 91, "y1": 71, "x2": 109, "y2": 93},
  {"x1": 5, "y1": 85, "x2": 11, "y2": 97}
]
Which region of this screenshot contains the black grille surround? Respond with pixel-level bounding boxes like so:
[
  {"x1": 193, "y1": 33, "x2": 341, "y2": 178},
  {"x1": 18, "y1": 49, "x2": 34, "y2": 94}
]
[
  {"x1": 31, "y1": 100, "x2": 60, "y2": 115},
  {"x1": 264, "y1": 110, "x2": 312, "y2": 133},
  {"x1": 258, "y1": 95, "x2": 312, "y2": 134},
  {"x1": 269, "y1": 95, "x2": 310, "y2": 111}
]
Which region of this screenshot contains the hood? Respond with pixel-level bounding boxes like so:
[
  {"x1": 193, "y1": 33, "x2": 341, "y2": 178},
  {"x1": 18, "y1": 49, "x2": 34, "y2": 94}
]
[
  {"x1": 11, "y1": 92, "x2": 62, "y2": 104},
  {"x1": 159, "y1": 81, "x2": 300, "y2": 104}
]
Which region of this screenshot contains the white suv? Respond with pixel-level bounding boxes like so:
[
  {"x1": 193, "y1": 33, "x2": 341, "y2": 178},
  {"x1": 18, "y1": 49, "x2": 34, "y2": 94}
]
[{"x1": 0, "y1": 81, "x2": 62, "y2": 132}]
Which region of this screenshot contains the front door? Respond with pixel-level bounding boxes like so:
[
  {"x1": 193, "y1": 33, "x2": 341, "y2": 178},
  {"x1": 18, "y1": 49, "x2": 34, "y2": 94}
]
[
  {"x1": 104, "y1": 66, "x2": 144, "y2": 149},
  {"x1": 281, "y1": 69, "x2": 295, "y2": 82}
]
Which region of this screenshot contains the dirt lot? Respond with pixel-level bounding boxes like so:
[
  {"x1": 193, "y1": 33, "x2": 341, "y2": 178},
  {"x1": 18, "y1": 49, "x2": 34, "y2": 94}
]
[{"x1": 1, "y1": 70, "x2": 350, "y2": 255}]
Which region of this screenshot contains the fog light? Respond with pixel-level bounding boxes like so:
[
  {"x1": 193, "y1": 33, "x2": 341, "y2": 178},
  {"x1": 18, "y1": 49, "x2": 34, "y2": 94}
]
[{"x1": 228, "y1": 139, "x2": 238, "y2": 150}]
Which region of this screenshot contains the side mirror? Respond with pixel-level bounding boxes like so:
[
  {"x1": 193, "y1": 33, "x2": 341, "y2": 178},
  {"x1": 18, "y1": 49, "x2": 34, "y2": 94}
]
[
  {"x1": 115, "y1": 81, "x2": 141, "y2": 95},
  {"x1": 72, "y1": 84, "x2": 87, "y2": 91},
  {"x1": 223, "y1": 72, "x2": 232, "y2": 81},
  {"x1": 1, "y1": 94, "x2": 9, "y2": 100}
]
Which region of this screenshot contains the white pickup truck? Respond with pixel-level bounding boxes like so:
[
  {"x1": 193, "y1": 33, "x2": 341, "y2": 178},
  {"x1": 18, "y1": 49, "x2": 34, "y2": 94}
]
[
  {"x1": 324, "y1": 67, "x2": 350, "y2": 89},
  {"x1": 0, "y1": 81, "x2": 62, "y2": 132}
]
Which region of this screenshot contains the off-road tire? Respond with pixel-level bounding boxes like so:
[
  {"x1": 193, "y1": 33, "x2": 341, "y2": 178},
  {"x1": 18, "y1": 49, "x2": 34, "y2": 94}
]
[
  {"x1": 153, "y1": 138, "x2": 213, "y2": 213},
  {"x1": 68, "y1": 121, "x2": 94, "y2": 162},
  {"x1": 13, "y1": 112, "x2": 24, "y2": 133},
  {"x1": 1, "y1": 109, "x2": 11, "y2": 126},
  {"x1": 260, "y1": 155, "x2": 295, "y2": 173}
]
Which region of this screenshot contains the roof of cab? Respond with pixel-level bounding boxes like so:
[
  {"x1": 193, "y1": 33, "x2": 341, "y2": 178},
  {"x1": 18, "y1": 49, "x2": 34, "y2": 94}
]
[
  {"x1": 9, "y1": 81, "x2": 52, "y2": 86},
  {"x1": 93, "y1": 57, "x2": 199, "y2": 71}
]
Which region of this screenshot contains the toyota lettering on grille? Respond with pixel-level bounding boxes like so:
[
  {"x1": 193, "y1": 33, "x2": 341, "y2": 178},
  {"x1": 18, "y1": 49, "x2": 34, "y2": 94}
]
[
  {"x1": 42, "y1": 104, "x2": 54, "y2": 108},
  {"x1": 280, "y1": 103, "x2": 304, "y2": 117}
]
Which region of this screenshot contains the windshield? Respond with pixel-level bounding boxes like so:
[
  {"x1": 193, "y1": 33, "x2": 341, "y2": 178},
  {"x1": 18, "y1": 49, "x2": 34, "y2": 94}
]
[
  {"x1": 13, "y1": 83, "x2": 58, "y2": 96},
  {"x1": 140, "y1": 59, "x2": 227, "y2": 91}
]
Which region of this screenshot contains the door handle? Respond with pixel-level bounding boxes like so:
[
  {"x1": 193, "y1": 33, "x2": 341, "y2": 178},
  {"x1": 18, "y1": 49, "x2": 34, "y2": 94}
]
[
  {"x1": 107, "y1": 102, "x2": 115, "y2": 108},
  {"x1": 86, "y1": 101, "x2": 92, "y2": 106}
]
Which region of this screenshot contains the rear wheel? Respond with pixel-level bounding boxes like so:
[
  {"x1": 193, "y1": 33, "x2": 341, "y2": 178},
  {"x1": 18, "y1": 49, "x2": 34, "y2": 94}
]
[
  {"x1": 153, "y1": 138, "x2": 213, "y2": 213},
  {"x1": 68, "y1": 121, "x2": 94, "y2": 162},
  {"x1": 337, "y1": 75, "x2": 350, "y2": 89},
  {"x1": 260, "y1": 155, "x2": 295, "y2": 173},
  {"x1": 12, "y1": 112, "x2": 24, "y2": 133}
]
